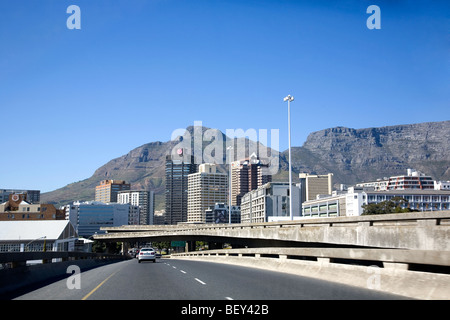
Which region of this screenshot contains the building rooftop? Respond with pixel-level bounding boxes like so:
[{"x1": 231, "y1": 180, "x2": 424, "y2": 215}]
[{"x1": 0, "y1": 220, "x2": 74, "y2": 241}]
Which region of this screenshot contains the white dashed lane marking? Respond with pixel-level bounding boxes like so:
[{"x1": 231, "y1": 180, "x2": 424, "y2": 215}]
[
  {"x1": 195, "y1": 278, "x2": 206, "y2": 285},
  {"x1": 167, "y1": 262, "x2": 233, "y2": 300}
]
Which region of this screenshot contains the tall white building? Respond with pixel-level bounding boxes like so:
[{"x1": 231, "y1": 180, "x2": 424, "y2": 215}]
[
  {"x1": 187, "y1": 164, "x2": 228, "y2": 223},
  {"x1": 118, "y1": 190, "x2": 154, "y2": 225},
  {"x1": 240, "y1": 182, "x2": 301, "y2": 223}
]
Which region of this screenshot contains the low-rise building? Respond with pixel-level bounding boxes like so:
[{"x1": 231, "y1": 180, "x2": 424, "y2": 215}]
[
  {"x1": 0, "y1": 189, "x2": 40, "y2": 204},
  {"x1": 302, "y1": 187, "x2": 450, "y2": 217},
  {"x1": 0, "y1": 220, "x2": 77, "y2": 252},
  {"x1": 435, "y1": 181, "x2": 450, "y2": 190},
  {"x1": 205, "y1": 203, "x2": 241, "y2": 224},
  {"x1": 67, "y1": 201, "x2": 139, "y2": 238},
  {"x1": 0, "y1": 194, "x2": 65, "y2": 221},
  {"x1": 357, "y1": 169, "x2": 435, "y2": 191}
]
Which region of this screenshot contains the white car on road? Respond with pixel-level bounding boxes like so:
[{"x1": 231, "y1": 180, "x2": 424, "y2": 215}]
[{"x1": 138, "y1": 247, "x2": 157, "y2": 263}]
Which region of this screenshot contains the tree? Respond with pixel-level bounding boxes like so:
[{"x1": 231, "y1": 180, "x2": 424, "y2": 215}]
[
  {"x1": 362, "y1": 197, "x2": 415, "y2": 215},
  {"x1": 153, "y1": 241, "x2": 170, "y2": 253},
  {"x1": 92, "y1": 240, "x2": 121, "y2": 253}
]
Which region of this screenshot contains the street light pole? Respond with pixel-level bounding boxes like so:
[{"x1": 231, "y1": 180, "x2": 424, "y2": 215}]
[
  {"x1": 284, "y1": 95, "x2": 294, "y2": 220},
  {"x1": 227, "y1": 146, "x2": 233, "y2": 225}
]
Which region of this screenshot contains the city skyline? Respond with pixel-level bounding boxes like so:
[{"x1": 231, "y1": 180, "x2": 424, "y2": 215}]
[{"x1": 1, "y1": 0, "x2": 448, "y2": 192}]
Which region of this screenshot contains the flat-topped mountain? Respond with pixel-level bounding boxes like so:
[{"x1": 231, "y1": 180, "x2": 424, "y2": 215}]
[
  {"x1": 42, "y1": 121, "x2": 450, "y2": 208},
  {"x1": 280, "y1": 120, "x2": 450, "y2": 185}
]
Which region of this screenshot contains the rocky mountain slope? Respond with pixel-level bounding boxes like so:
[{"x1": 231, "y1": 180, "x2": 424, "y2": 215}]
[
  {"x1": 42, "y1": 121, "x2": 450, "y2": 208},
  {"x1": 280, "y1": 120, "x2": 450, "y2": 185}
]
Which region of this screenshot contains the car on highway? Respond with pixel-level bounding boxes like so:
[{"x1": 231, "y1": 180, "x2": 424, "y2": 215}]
[{"x1": 138, "y1": 247, "x2": 157, "y2": 263}]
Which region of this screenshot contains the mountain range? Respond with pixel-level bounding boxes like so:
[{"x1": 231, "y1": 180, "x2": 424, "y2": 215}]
[{"x1": 42, "y1": 120, "x2": 450, "y2": 209}]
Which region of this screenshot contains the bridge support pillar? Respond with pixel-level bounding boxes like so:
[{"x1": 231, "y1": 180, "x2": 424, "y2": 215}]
[
  {"x1": 383, "y1": 262, "x2": 409, "y2": 270},
  {"x1": 122, "y1": 242, "x2": 129, "y2": 257},
  {"x1": 318, "y1": 257, "x2": 331, "y2": 265},
  {"x1": 186, "y1": 241, "x2": 196, "y2": 252}
]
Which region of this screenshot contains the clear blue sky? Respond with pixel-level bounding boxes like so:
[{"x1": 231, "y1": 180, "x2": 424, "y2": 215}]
[{"x1": 1, "y1": 0, "x2": 448, "y2": 192}]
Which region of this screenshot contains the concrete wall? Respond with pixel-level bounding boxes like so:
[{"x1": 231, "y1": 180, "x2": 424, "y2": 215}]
[
  {"x1": 172, "y1": 247, "x2": 450, "y2": 300},
  {"x1": 0, "y1": 258, "x2": 124, "y2": 298}
]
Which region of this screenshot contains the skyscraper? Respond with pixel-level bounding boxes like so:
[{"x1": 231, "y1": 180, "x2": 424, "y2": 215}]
[
  {"x1": 165, "y1": 151, "x2": 197, "y2": 225},
  {"x1": 231, "y1": 153, "x2": 272, "y2": 206},
  {"x1": 187, "y1": 164, "x2": 228, "y2": 223},
  {"x1": 118, "y1": 190, "x2": 154, "y2": 225},
  {"x1": 95, "y1": 180, "x2": 130, "y2": 203}
]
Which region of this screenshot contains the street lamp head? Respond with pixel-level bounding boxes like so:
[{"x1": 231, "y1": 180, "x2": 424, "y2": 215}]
[{"x1": 283, "y1": 95, "x2": 294, "y2": 102}]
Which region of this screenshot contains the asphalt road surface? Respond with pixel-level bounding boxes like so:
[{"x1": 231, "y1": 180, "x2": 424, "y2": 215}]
[{"x1": 13, "y1": 258, "x2": 407, "y2": 300}]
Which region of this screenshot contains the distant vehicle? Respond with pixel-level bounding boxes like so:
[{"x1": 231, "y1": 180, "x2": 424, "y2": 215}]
[
  {"x1": 138, "y1": 247, "x2": 156, "y2": 263},
  {"x1": 128, "y1": 249, "x2": 138, "y2": 258}
]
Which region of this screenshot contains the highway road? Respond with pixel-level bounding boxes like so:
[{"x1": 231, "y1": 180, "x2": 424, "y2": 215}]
[{"x1": 13, "y1": 258, "x2": 407, "y2": 300}]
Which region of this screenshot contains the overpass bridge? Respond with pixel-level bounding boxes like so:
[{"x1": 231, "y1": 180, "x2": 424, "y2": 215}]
[
  {"x1": 95, "y1": 211, "x2": 450, "y2": 251},
  {"x1": 92, "y1": 211, "x2": 450, "y2": 299},
  {"x1": 1, "y1": 212, "x2": 449, "y2": 300}
]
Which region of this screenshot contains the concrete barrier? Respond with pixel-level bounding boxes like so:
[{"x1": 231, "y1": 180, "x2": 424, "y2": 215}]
[
  {"x1": 172, "y1": 247, "x2": 450, "y2": 300},
  {"x1": 97, "y1": 211, "x2": 450, "y2": 251},
  {"x1": 0, "y1": 252, "x2": 127, "y2": 298}
]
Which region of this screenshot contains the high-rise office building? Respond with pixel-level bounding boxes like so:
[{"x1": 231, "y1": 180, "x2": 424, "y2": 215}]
[
  {"x1": 165, "y1": 152, "x2": 197, "y2": 225},
  {"x1": 95, "y1": 180, "x2": 130, "y2": 203},
  {"x1": 118, "y1": 190, "x2": 154, "y2": 225},
  {"x1": 299, "y1": 173, "x2": 333, "y2": 201},
  {"x1": 187, "y1": 164, "x2": 228, "y2": 223},
  {"x1": 231, "y1": 154, "x2": 272, "y2": 206}
]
